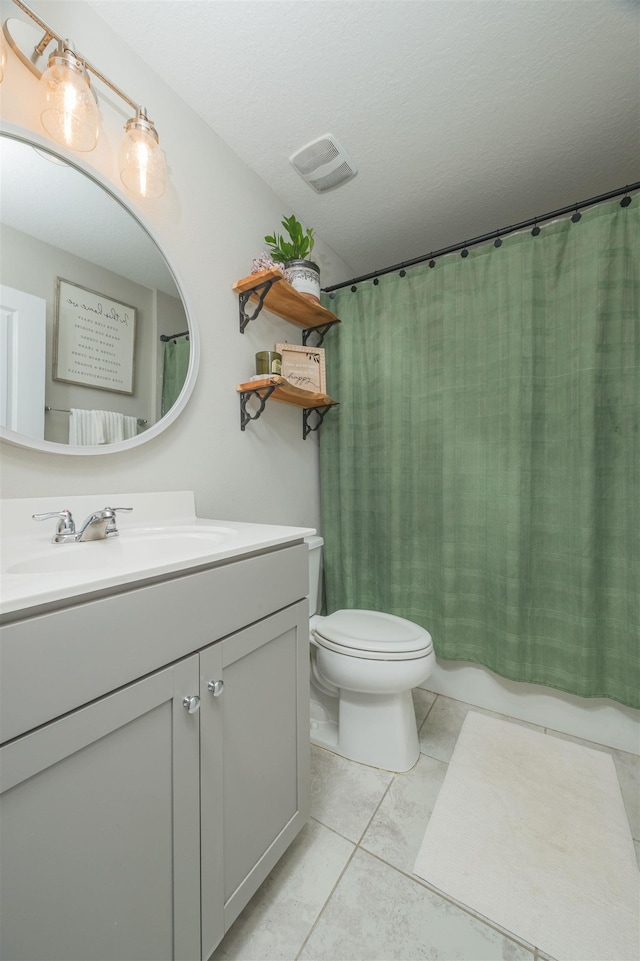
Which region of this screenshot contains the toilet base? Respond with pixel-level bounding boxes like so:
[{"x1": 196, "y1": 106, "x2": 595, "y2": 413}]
[
  {"x1": 310, "y1": 683, "x2": 420, "y2": 773},
  {"x1": 310, "y1": 690, "x2": 339, "y2": 751}
]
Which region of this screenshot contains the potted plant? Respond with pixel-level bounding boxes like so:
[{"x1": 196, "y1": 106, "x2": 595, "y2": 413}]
[{"x1": 264, "y1": 214, "x2": 320, "y2": 302}]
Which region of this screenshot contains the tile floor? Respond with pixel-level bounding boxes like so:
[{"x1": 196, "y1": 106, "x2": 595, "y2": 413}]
[{"x1": 212, "y1": 691, "x2": 640, "y2": 961}]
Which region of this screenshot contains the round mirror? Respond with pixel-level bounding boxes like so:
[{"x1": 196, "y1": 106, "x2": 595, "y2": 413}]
[{"x1": 0, "y1": 130, "x2": 199, "y2": 454}]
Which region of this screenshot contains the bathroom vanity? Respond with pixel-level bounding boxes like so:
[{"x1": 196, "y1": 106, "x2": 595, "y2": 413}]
[{"x1": 0, "y1": 492, "x2": 312, "y2": 961}]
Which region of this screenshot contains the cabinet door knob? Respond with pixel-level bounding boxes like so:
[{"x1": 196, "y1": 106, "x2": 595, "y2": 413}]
[
  {"x1": 183, "y1": 695, "x2": 201, "y2": 714},
  {"x1": 207, "y1": 679, "x2": 224, "y2": 697}
]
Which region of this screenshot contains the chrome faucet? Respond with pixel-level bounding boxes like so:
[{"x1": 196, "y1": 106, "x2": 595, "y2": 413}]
[
  {"x1": 33, "y1": 507, "x2": 133, "y2": 543},
  {"x1": 76, "y1": 507, "x2": 123, "y2": 542}
]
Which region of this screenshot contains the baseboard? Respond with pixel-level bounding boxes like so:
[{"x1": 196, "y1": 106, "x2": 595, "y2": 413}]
[{"x1": 422, "y1": 660, "x2": 640, "y2": 756}]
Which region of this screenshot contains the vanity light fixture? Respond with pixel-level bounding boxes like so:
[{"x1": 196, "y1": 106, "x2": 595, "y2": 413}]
[
  {"x1": 119, "y1": 106, "x2": 165, "y2": 200},
  {"x1": 39, "y1": 38, "x2": 99, "y2": 152},
  {"x1": 3, "y1": 0, "x2": 166, "y2": 198}
]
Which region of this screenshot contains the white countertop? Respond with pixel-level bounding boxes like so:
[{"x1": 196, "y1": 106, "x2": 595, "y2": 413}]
[{"x1": 1, "y1": 491, "x2": 314, "y2": 617}]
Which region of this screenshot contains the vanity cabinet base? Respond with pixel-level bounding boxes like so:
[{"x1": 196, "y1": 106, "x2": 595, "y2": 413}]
[{"x1": 0, "y1": 566, "x2": 309, "y2": 961}]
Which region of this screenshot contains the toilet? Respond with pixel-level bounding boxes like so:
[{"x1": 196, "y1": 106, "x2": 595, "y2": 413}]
[{"x1": 306, "y1": 535, "x2": 435, "y2": 772}]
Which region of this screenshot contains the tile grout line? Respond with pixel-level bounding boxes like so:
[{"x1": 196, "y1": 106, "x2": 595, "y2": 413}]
[
  {"x1": 299, "y1": 700, "x2": 441, "y2": 959},
  {"x1": 293, "y1": 839, "x2": 357, "y2": 961},
  {"x1": 417, "y1": 690, "x2": 439, "y2": 736},
  {"x1": 425, "y1": 689, "x2": 639, "y2": 759},
  {"x1": 294, "y1": 775, "x2": 396, "y2": 961},
  {"x1": 358, "y1": 845, "x2": 539, "y2": 957},
  {"x1": 541, "y1": 724, "x2": 639, "y2": 759},
  {"x1": 355, "y1": 771, "x2": 396, "y2": 846}
]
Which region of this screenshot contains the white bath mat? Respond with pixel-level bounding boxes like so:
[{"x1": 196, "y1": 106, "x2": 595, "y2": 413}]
[{"x1": 413, "y1": 712, "x2": 640, "y2": 961}]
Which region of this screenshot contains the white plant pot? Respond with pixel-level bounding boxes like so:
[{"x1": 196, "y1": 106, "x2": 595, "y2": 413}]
[{"x1": 285, "y1": 259, "x2": 321, "y2": 302}]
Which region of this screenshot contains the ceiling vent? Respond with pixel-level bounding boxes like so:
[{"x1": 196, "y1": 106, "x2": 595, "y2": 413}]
[{"x1": 289, "y1": 134, "x2": 357, "y2": 193}]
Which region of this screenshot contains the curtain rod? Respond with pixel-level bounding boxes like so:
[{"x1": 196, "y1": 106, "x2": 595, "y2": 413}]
[
  {"x1": 160, "y1": 330, "x2": 189, "y2": 342},
  {"x1": 322, "y1": 181, "x2": 640, "y2": 293}
]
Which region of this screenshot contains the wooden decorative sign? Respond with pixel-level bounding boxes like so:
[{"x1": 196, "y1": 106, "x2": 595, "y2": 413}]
[
  {"x1": 53, "y1": 278, "x2": 136, "y2": 394},
  {"x1": 275, "y1": 343, "x2": 326, "y2": 394}
]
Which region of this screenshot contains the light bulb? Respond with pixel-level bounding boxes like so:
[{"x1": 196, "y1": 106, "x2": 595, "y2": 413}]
[
  {"x1": 38, "y1": 40, "x2": 99, "y2": 152},
  {"x1": 119, "y1": 108, "x2": 166, "y2": 199},
  {"x1": 0, "y1": 30, "x2": 7, "y2": 83}
]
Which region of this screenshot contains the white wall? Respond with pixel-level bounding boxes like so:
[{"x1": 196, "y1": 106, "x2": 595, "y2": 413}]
[{"x1": 0, "y1": 0, "x2": 354, "y2": 531}]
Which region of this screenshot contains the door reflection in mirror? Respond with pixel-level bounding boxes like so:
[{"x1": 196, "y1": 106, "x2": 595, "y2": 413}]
[{"x1": 0, "y1": 285, "x2": 46, "y2": 436}]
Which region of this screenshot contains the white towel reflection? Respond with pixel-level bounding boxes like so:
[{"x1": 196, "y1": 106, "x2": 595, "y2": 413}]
[{"x1": 69, "y1": 409, "x2": 138, "y2": 445}]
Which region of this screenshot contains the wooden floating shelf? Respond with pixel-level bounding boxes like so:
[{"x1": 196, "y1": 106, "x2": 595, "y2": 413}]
[
  {"x1": 233, "y1": 270, "x2": 340, "y2": 436},
  {"x1": 235, "y1": 376, "x2": 337, "y2": 410},
  {"x1": 233, "y1": 269, "x2": 340, "y2": 332},
  {"x1": 236, "y1": 376, "x2": 338, "y2": 437}
]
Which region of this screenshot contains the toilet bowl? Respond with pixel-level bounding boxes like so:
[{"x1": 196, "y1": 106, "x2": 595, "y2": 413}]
[{"x1": 306, "y1": 536, "x2": 435, "y2": 772}]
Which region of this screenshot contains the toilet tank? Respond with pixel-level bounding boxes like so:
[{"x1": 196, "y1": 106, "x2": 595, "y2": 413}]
[{"x1": 305, "y1": 535, "x2": 324, "y2": 616}]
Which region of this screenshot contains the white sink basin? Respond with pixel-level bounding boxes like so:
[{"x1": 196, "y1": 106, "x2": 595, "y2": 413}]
[{"x1": 7, "y1": 526, "x2": 237, "y2": 575}]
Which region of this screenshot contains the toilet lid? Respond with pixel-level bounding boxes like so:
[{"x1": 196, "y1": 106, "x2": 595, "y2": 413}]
[{"x1": 314, "y1": 609, "x2": 433, "y2": 656}]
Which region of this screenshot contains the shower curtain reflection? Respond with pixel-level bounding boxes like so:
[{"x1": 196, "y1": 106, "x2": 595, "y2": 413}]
[{"x1": 161, "y1": 336, "x2": 190, "y2": 417}]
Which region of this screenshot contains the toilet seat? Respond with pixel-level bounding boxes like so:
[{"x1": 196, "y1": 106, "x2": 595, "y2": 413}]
[{"x1": 312, "y1": 609, "x2": 433, "y2": 661}]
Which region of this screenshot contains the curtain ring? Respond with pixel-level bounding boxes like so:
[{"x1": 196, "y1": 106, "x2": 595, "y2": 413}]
[
  {"x1": 571, "y1": 205, "x2": 582, "y2": 223},
  {"x1": 494, "y1": 231, "x2": 502, "y2": 248},
  {"x1": 620, "y1": 189, "x2": 631, "y2": 208},
  {"x1": 531, "y1": 220, "x2": 541, "y2": 237}
]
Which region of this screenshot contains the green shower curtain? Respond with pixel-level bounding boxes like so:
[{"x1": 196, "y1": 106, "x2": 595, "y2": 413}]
[
  {"x1": 320, "y1": 200, "x2": 639, "y2": 709},
  {"x1": 161, "y1": 337, "x2": 190, "y2": 416}
]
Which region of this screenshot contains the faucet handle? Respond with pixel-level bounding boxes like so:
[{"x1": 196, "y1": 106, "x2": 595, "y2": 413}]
[
  {"x1": 102, "y1": 506, "x2": 133, "y2": 536},
  {"x1": 33, "y1": 509, "x2": 76, "y2": 541}
]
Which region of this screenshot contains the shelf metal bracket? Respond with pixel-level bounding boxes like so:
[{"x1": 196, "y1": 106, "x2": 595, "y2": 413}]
[
  {"x1": 302, "y1": 320, "x2": 340, "y2": 347},
  {"x1": 239, "y1": 384, "x2": 278, "y2": 430},
  {"x1": 238, "y1": 279, "x2": 276, "y2": 333},
  {"x1": 302, "y1": 405, "x2": 337, "y2": 439}
]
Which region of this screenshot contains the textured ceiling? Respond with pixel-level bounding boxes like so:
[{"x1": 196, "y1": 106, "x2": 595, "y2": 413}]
[{"x1": 88, "y1": 0, "x2": 639, "y2": 279}]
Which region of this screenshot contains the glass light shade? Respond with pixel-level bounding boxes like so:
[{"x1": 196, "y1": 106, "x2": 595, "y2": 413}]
[
  {"x1": 119, "y1": 113, "x2": 166, "y2": 199},
  {"x1": 39, "y1": 47, "x2": 99, "y2": 152},
  {"x1": 0, "y1": 30, "x2": 8, "y2": 83}
]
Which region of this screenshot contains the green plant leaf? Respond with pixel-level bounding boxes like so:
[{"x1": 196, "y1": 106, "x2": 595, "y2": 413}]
[{"x1": 265, "y1": 214, "x2": 315, "y2": 262}]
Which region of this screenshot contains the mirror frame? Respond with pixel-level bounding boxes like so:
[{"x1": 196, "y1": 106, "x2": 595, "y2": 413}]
[{"x1": 0, "y1": 122, "x2": 200, "y2": 456}]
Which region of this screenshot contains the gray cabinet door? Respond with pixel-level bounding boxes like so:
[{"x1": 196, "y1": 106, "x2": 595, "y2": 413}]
[
  {"x1": 200, "y1": 601, "x2": 310, "y2": 944},
  {"x1": 0, "y1": 656, "x2": 201, "y2": 961}
]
